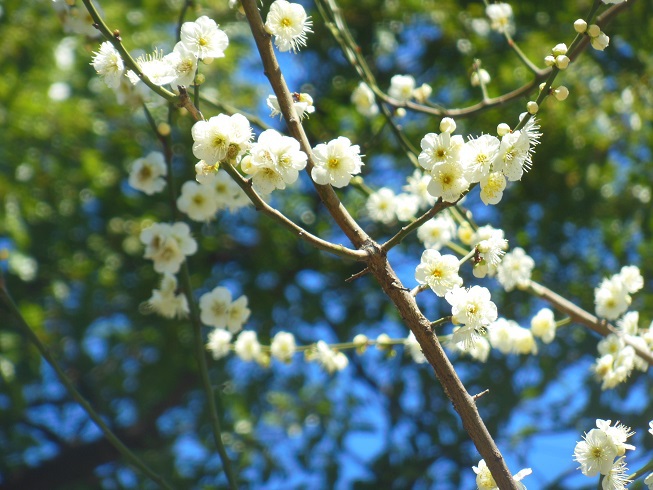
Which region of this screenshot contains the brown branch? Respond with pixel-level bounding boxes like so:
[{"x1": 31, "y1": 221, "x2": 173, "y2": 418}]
[
  {"x1": 527, "y1": 280, "x2": 653, "y2": 366},
  {"x1": 240, "y1": 1, "x2": 521, "y2": 487}
]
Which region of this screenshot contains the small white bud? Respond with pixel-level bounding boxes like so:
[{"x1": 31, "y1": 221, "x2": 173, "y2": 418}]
[
  {"x1": 413, "y1": 83, "x2": 432, "y2": 103},
  {"x1": 544, "y1": 55, "x2": 556, "y2": 67},
  {"x1": 202, "y1": 57, "x2": 214, "y2": 65},
  {"x1": 555, "y1": 55, "x2": 570, "y2": 70},
  {"x1": 574, "y1": 19, "x2": 587, "y2": 33},
  {"x1": 396, "y1": 107, "x2": 407, "y2": 118},
  {"x1": 539, "y1": 82, "x2": 547, "y2": 91},
  {"x1": 470, "y1": 68, "x2": 491, "y2": 87},
  {"x1": 591, "y1": 32, "x2": 610, "y2": 51},
  {"x1": 440, "y1": 117, "x2": 457, "y2": 134},
  {"x1": 552, "y1": 43, "x2": 568, "y2": 56},
  {"x1": 587, "y1": 24, "x2": 601, "y2": 37},
  {"x1": 497, "y1": 123, "x2": 511, "y2": 137},
  {"x1": 526, "y1": 101, "x2": 539, "y2": 114},
  {"x1": 554, "y1": 86, "x2": 569, "y2": 101}
]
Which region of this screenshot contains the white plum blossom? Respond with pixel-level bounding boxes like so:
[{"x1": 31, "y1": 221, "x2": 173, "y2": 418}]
[
  {"x1": 603, "y1": 457, "x2": 631, "y2": 490},
  {"x1": 271, "y1": 331, "x2": 297, "y2": 363},
  {"x1": 489, "y1": 318, "x2": 537, "y2": 355},
  {"x1": 450, "y1": 335, "x2": 491, "y2": 363},
  {"x1": 415, "y1": 249, "x2": 463, "y2": 297},
  {"x1": 530, "y1": 308, "x2": 556, "y2": 343},
  {"x1": 404, "y1": 332, "x2": 427, "y2": 363},
  {"x1": 479, "y1": 171, "x2": 506, "y2": 205},
  {"x1": 366, "y1": 188, "x2": 396, "y2": 224},
  {"x1": 417, "y1": 214, "x2": 456, "y2": 250},
  {"x1": 426, "y1": 160, "x2": 469, "y2": 203},
  {"x1": 460, "y1": 134, "x2": 500, "y2": 183},
  {"x1": 594, "y1": 275, "x2": 631, "y2": 320},
  {"x1": 140, "y1": 222, "x2": 197, "y2": 274},
  {"x1": 351, "y1": 82, "x2": 378, "y2": 117},
  {"x1": 493, "y1": 130, "x2": 531, "y2": 181},
  {"x1": 165, "y1": 42, "x2": 198, "y2": 89},
  {"x1": 234, "y1": 331, "x2": 262, "y2": 362},
  {"x1": 574, "y1": 419, "x2": 635, "y2": 484},
  {"x1": 388, "y1": 74, "x2": 416, "y2": 102},
  {"x1": 264, "y1": 0, "x2": 313, "y2": 53},
  {"x1": 617, "y1": 265, "x2": 644, "y2": 293},
  {"x1": 574, "y1": 428, "x2": 619, "y2": 477},
  {"x1": 313, "y1": 341, "x2": 348, "y2": 373},
  {"x1": 199, "y1": 286, "x2": 250, "y2": 333},
  {"x1": 91, "y1": 41, "x2": 125, "y2": 89},
  {"x1": 596, "y1": 419, "x2": 635, "y2": 456},
  {"x1": 472, "y1": 225, "x2": 508, "y2": 278},
  {"x1": 242, "y1": 129, "x2": 308, "y2": 194},
  {"x1": 206, "y1": 329, "x2": 233, "y2": 360},
  {"x1": 199, "y1": 170, "x2": 250, "y2": 211},
  {"x1": 473, "y1": 459, "x2": 531, "y2": 490},
  {"x1": 128, "y1": 49, "x2": 177, "y2": 86},
  {"x1": 311, "y1": 137, "x2": 363, "y2": 187},
  {"x1": 617, "y1": 311, "x2": 639, "y2": 336},
  {"x1": 418, "y1": 131, "x2": 464, "y2": 171},
  {"x1": 403, "y1": 169, "x2": 436, "y2": 208},
  {"x1": 180, "y1": 16, "x2": 229, "y2": 60},
  {"x1": 147, "y1": 273, "x2": 189, "y2": 319},
  {"x1": 446, "y1": 286, "x2": 497, "y2": 348},
  {"x1": 199, "y1": 286, "x2": 233, "y2": 329},
  {"x1": 176, "y1": 180, "x2": 220, "y2": 222},
  {"x1": 486, "y1": 3, "x2": 514, "y2": 34},
  {"x1": 128, "y1": 151, "x2": 167, "y2": 195},
  {"x1": 267, "y1": 93, "x2": 315, "y2": 120},
  {"x1": 394, "y1": 193, "x2": 419, "y2": 221},
  {"x1": 497, "y1": 247, "x2": 535, "y2": 291},
  {"x1": 191, "y1": 113, "x2": 253, "y2": 164}
]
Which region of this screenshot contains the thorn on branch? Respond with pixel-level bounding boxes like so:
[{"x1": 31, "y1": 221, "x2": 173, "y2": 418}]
[
  {"x1": 346, "y1": 267, "x2": 369, "y2": 283},
  {"x1": 472, "y1": 389, "x2": 490, "y2": 402}
]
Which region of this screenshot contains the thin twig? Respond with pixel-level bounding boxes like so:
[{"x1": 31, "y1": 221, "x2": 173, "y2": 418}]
[
  {"x1": 221, "y1": 162, "x2": 367, "y2": 261},
  {"x1": 0, "y1": 279, "x2": 176, "y2": 490},
  {"x1": 527, "y1": 280, "x2": 653, "y2": 366}
]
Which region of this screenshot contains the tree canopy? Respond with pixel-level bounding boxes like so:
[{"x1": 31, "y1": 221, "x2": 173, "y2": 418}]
[{"x1": 1, "y1": 0, "x2": 653, "y2": 489}]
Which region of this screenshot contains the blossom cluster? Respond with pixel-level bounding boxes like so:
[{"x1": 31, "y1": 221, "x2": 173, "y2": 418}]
[
  {"x1": 593, "y1": 309, "x2": 653, "y2": 390},
  {"x1": 91, "y1": 15, "x2": 227, "y2": 93},
  {"x1": 418, "y1": 117, "x2": 540, "y2": 206},
  {"x1": 573, "y1": 419, "x2": 635, "y2": 488},
  {"x1": 594, "y1": 266, "x2": 643, "y2": 320}
]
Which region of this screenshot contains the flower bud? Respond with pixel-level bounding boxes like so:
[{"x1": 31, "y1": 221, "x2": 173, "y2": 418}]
[
  {"x1": 554, "y1": 86, "x2": 570, "y2": 101},
  {"x1": 376, "y1": 333, "x2": 392, "y2": 351},
  {"x1": 526, "y1": 101, "x2": 539, "y2": 114},
  {"x1": 497, "y1": 123, "x2": 511, "y2": 137},
  {"x1": 440, "y1": 117, "x2": 457, "y2": 134},
  {"x1": 544, "y1": 55, "x2": 556, "y2": 67},
  {"x1": 587, "y1": 24, "x2": 601, "y2": 37},
  {"x1": 396, "y1": 108, "x2": 407, "y2": 118},
  {"x1": 202, "y1": 57, "x2": 214, "y2": 65},
  {"x1": 574, "y1": 19, "x2": 587, "y2": 33},
  {"x1": 555, "y1": 55, "x2": 570, "y2": 70},
  {"x1": 413, "y1": 83, "x2": 432, "y2": 103},
  {"x1": 591, "y1": 32, "x2": 610, "y2": 51},
  {"x1": 552, "y1": 43, "x2": 568, "y2": 56}
]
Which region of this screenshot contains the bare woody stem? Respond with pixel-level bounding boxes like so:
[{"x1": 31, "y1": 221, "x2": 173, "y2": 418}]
[
  {"x1": 240, "y1": 1, "x2": 520, "y2": 487},
  {"x1": 527, "y1": 280, "x2": 653, "y2": 366},
  {"x1": 220, "y1": 162, "x2": 367, "y2": 261},
  {"x1": 240, "y1": 0, "x2": 369, "y2": 249},
  {"x1": 0, "y1": 278, "x2": 176, "y2": 490}
]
